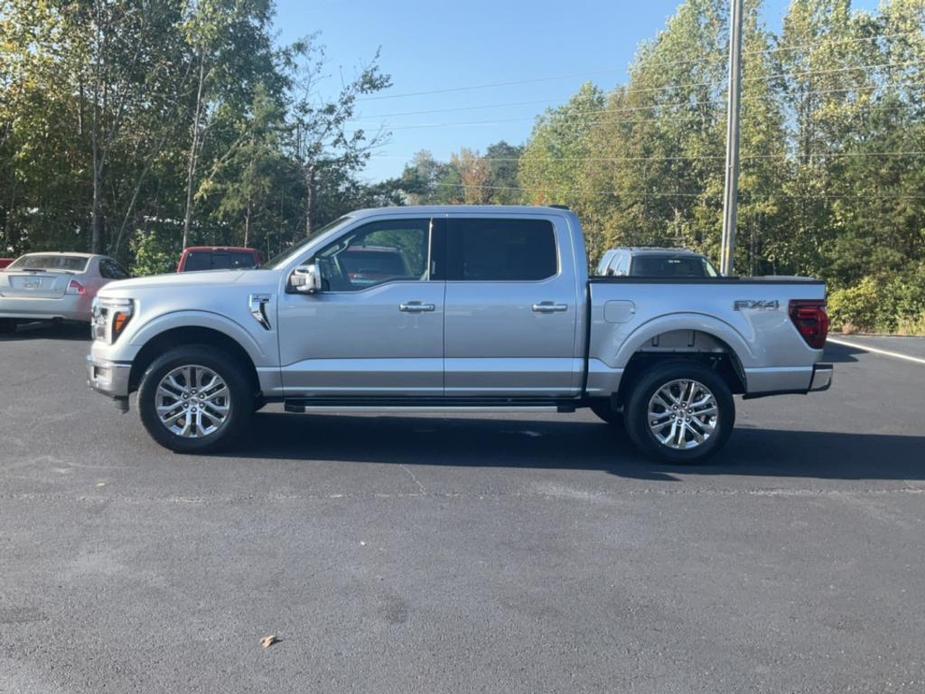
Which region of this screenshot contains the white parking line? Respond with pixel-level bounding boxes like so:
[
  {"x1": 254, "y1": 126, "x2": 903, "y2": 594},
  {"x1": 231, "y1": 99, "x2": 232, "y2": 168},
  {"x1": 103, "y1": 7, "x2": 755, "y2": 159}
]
[{"x1": 827, "y1": 337, "x2": 925, "y2": 366}]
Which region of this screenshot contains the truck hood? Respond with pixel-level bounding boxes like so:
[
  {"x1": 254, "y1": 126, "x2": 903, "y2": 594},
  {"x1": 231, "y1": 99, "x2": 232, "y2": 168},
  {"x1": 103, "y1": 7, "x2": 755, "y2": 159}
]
[{"x1": 100, "y1": 270, "x2": 250, "y2": 294}]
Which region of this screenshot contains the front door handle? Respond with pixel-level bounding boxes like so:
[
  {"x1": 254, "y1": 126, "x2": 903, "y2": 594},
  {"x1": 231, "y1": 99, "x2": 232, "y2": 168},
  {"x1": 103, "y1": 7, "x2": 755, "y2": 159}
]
[
  {"x1": 532, "y1": 301, "x2": 568, "y2": 313},
  {"x1": 400, "y1": 301, "x2": 436, "y2": 313}
]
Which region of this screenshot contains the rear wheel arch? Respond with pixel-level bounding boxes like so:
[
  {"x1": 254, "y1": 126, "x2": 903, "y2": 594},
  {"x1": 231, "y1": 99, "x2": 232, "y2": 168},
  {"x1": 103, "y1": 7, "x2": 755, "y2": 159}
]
[{"x1": 616, "y1": 330, "x2": 747, "y2": 407}]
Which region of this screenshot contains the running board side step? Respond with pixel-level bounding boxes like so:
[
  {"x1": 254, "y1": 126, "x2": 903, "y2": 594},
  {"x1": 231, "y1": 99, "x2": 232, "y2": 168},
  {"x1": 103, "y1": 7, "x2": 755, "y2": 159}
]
[{"x1": 283, "y1": 397, "x2": 580, "y2": 414}]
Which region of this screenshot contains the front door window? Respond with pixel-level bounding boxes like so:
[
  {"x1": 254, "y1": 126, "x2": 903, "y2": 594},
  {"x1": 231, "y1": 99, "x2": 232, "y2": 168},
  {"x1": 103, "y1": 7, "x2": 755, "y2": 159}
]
[{"x1": 315, "y1": 219, "x2": 431, "y2": 291}]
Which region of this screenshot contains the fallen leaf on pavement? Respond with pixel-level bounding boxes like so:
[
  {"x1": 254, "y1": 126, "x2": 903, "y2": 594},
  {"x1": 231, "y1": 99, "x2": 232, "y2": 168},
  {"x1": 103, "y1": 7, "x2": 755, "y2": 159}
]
[{"x1": 260, "y1": 635, "x2": 279, "y2": 649}]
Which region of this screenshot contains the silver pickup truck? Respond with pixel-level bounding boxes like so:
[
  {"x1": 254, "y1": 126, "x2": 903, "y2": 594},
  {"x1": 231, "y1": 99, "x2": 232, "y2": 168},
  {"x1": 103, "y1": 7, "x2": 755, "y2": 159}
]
[{"x1": 87, "y1": 206, "x2": 832, "y2": 462}]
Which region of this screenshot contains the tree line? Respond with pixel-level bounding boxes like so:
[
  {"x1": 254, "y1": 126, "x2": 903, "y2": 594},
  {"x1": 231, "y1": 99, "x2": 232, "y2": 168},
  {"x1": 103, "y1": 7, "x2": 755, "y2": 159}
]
[
  {"x1": 2, "y1": 0, "x2": 924, "y2": 332},
  {"x1": 0, "y1": 0, "x2": 396, "y2": 272},
  {"x1": 402, "y1": 0, "x2": 925, "y2": 333}
]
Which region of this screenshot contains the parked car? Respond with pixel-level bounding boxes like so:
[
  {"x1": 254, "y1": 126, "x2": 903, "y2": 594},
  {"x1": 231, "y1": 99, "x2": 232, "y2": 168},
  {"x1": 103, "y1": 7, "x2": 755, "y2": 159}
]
[
  {"x1": 0, "y1": 258, "x2": 14, "y2": 270},
  {"x1": 87, "y1": 206, "x2": 831, "y2": 462},
  {"x1": 0, "y1": 252, "x2": 129, "y2": 333},
  {"x1": 596, "y1": 247, "x2": 719, "y2": 278},
  {"x1": 177, "y1": 246, "x2": 263, "y2": 272}
]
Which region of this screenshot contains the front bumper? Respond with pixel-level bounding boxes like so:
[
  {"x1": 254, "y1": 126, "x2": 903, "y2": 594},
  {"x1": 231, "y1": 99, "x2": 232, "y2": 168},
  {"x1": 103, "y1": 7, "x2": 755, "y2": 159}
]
[
  {"x1": 808, "y1": 362, "x2": 833, "y2": 392},
  {"x1": 86, "y1": 355, "x2": 132, "y2": 399}
]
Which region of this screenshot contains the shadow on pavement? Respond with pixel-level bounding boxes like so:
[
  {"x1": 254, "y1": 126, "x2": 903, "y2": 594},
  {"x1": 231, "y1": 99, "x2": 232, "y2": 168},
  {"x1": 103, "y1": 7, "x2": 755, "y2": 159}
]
[
  {"x1": 0, "y1": 321, "x2": 89, "y2": 342},
  {"x1": 228, "y1": 412, "x2": 925, "y2": 482},
  {"x1": 823, "y1": 342, "x2": 863, "y2": 364}
]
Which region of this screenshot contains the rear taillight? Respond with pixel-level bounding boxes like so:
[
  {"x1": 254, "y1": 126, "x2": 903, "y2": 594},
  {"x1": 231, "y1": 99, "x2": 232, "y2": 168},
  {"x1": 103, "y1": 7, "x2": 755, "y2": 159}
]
[
  {"x1": 789, "y1": 300, "x2": 829, "y2": 349},
  {"x1": 66, "y1": 279, "x2": 86, "y2": 295}
]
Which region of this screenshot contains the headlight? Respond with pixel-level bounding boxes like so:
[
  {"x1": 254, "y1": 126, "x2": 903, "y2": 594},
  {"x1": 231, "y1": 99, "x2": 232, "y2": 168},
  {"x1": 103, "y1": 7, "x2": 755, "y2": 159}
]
[{"x1": 92, "y1": 297, "x2": 134, "y2": 344}]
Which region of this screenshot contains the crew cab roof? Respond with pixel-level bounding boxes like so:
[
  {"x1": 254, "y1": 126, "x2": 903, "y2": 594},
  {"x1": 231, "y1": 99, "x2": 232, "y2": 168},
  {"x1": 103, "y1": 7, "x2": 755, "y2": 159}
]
[
  {"x1": 347, "y1": 205, "x2": 577, "y2": 219},
  {"x1": 619, "y1": 247, "x2": 701, "y2": 255}
]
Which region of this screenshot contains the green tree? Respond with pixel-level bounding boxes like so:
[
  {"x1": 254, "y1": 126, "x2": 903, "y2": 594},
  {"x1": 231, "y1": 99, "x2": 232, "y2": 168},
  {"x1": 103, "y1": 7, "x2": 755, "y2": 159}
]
[
  {"x1": 285, "y1": 38, "x2": 391, "y2": 235},
  {"x1": 485, "y1": 141, "x2": 524, "y2": 205}
]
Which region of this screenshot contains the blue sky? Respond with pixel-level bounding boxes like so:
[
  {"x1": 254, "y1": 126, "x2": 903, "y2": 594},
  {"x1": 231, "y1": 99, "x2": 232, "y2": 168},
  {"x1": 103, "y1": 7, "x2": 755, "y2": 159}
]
[{"x1": 273, "y1": 0, "x2": 880, "y2": 182}]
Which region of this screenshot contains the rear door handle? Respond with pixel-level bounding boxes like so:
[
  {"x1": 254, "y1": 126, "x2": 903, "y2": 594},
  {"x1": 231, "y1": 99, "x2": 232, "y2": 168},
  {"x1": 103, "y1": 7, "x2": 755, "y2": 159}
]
[
  {"x1": 400, "y1": 301, "x2": 436, "y2": 313},
  {"x1": 532, "y1": 301, "x2": 568, "y2": 313}
]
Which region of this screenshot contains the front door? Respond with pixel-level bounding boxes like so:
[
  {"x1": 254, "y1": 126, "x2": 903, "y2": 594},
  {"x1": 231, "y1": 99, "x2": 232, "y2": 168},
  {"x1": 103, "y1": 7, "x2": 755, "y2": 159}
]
[
  {"x1": 443, "y1": 216, "x2": 581, "y2": 397},
  {"x1": 278, "y1": 217, "x2": 445, "y2": 396}
]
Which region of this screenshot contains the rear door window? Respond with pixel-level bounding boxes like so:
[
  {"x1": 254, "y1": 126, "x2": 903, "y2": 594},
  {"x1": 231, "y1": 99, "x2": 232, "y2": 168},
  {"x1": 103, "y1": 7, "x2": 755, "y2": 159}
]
[
  {"x1": 446, "y1": 218, "x2": 558, "y2": 281},
  {"x1": 99, "y1": 258, "x2": 129, "y2": 279}
]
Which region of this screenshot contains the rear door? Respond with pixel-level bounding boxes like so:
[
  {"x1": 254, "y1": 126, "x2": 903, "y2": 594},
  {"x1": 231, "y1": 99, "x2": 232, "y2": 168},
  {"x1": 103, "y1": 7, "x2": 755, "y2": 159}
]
[{"x1": 442, "y1": 215, "x2": 581, "y2": 397}]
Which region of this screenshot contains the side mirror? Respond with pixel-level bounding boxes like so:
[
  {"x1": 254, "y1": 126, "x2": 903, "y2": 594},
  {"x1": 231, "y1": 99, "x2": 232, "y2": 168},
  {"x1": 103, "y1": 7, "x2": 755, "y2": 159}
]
[{"x1": 289, "y1": 263, "x2": 322, "y2": 294}]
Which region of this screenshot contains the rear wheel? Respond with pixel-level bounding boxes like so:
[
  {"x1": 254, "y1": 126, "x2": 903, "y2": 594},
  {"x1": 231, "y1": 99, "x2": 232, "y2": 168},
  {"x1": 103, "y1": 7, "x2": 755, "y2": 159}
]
[
  {"x1": 624, "y1": 361, "x2": 734, "y2": 463},
  {"x1": 138, "y1": 345, "x2": 252, "y2": 453}
]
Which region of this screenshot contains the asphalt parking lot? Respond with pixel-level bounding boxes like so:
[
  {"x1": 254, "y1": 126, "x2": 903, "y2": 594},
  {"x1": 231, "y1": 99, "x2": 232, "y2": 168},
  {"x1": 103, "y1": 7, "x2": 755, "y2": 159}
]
[{"x1": 1, "y1": 324, "x2": 923, "y2": 693}]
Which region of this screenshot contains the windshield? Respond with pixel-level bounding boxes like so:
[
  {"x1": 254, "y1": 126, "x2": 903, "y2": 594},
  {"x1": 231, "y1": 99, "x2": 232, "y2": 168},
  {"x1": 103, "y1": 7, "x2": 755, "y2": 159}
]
[
  {"x1": 630, "y1": 255, "x2": 717, "y2": 278},
  {"x1": 7, "y1": 254, "x2": 90, "y2": 273},
  {"x1": 264, "y1": 216, "x2": 353, "y2": 270},
  {"x1": 184, "y1": 251, "x2": 259, "y2": 272},
  {"x1": 595, "y1": 252, "x2": 615, "y2": 275}
]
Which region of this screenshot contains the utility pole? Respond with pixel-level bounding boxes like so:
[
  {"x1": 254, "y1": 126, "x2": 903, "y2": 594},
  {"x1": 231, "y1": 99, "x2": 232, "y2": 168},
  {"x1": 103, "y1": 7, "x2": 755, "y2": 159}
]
[{"x1": 720, "y1": 0, "x2": 744, "y2": 276}]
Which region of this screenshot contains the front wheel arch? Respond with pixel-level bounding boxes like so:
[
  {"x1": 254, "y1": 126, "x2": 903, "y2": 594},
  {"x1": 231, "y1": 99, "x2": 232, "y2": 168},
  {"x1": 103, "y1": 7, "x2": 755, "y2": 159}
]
[{"x1": 129, "y1": 326, "x2": 260, "y2": 398}]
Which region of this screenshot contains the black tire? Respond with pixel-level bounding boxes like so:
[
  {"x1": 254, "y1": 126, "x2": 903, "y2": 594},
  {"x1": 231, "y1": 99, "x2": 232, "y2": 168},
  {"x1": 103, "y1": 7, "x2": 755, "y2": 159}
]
[
  {"x1": 624, "y1": 360, "x2": 734, "y2": 463},
  {"x1": 138, "y1": 344, "x2": 253, "y2": 453},
  {"x1": 0, "y1": 318, "x2": 17, "y2": 334},
  {"x1": 589, "y1": 398, "x2": 622, "y2": 426}
]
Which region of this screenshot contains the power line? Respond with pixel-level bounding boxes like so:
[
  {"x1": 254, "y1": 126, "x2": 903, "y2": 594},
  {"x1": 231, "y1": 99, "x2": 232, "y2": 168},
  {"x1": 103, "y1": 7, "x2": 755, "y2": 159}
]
[
  {"x1": 754, "y1": 30, "x2": 924, "y2": 57},
  {"x1": 349, "y1": 98, "x2": 683, "y2": 122},
  {"x1": 373, "y1": 150, "x2": 925, "y2": 162},
  {"x1": 378, "y1": 87, "x2": 925, "y2": 129},
  {"x1": 350, "y1": 78, "x2": 925, "y2": 124},
  {"x1": 425, "y1": 181, "x2": 925, "y2": 200},
  {"x1": 749, "y1": 59, "x2": 925, "y2": 84},
  {"x1": 357, "y1": 69, "x2": 624, "y2": 102},
  {"x1": 357, "y1": 32, "x2": 924, "y2": 103}
]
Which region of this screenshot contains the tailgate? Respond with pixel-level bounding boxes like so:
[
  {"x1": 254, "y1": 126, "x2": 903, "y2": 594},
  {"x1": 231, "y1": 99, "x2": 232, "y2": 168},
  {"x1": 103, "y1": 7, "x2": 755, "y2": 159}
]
[{"x1": 0, "y1": 271, "x2": 73, "y2": 299}]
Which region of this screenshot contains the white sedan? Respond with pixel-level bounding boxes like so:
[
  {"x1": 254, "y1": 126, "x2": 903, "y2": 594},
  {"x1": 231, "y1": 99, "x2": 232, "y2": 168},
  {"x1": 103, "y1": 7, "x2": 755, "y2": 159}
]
[{"x1": 0, "y1": 253, "x2": 129, "y2": 333}]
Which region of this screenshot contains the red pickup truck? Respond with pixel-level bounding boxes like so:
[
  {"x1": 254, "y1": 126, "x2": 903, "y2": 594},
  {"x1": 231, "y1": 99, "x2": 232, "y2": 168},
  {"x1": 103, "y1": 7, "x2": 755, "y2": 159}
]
[
  {"x1": 0, "y1": 258, "x2": 14, "y2": 270},
  {"x1": 177, "y1": 247, "x2": 263, "y2": 272}
]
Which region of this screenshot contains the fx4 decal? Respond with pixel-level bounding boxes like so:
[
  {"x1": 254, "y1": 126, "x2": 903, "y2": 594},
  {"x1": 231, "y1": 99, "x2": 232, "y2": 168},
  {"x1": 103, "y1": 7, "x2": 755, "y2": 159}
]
[{"x1": 734, "y1": 299, "x2": 780, "y2": 311}]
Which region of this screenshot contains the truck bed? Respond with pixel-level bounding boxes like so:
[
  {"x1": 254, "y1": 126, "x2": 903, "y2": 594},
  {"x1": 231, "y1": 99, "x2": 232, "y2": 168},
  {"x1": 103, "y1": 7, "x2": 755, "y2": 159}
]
[{"x1": 585, "y1": 277, "x2": 828, "y2": 398}]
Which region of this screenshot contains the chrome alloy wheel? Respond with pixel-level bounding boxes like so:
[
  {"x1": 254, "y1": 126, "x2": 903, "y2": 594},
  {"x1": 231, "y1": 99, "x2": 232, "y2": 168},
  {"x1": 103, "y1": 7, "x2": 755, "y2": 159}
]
[
  {"x1": 155, "y1": 365, "x2": 231, "y2": 438},
  {"x1": 647, "y1": 379, "x2": 718, "y2": 451}
]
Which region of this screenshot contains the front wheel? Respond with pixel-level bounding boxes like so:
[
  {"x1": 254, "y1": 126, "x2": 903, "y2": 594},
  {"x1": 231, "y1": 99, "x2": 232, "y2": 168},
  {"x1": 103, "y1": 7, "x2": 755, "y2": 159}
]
[
  {"x1": 624, "y1": 361, "x2": 734, "y2": 463},
  {"x1": 138, "y1": 345, "x2": 253, "y2": 453}
]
